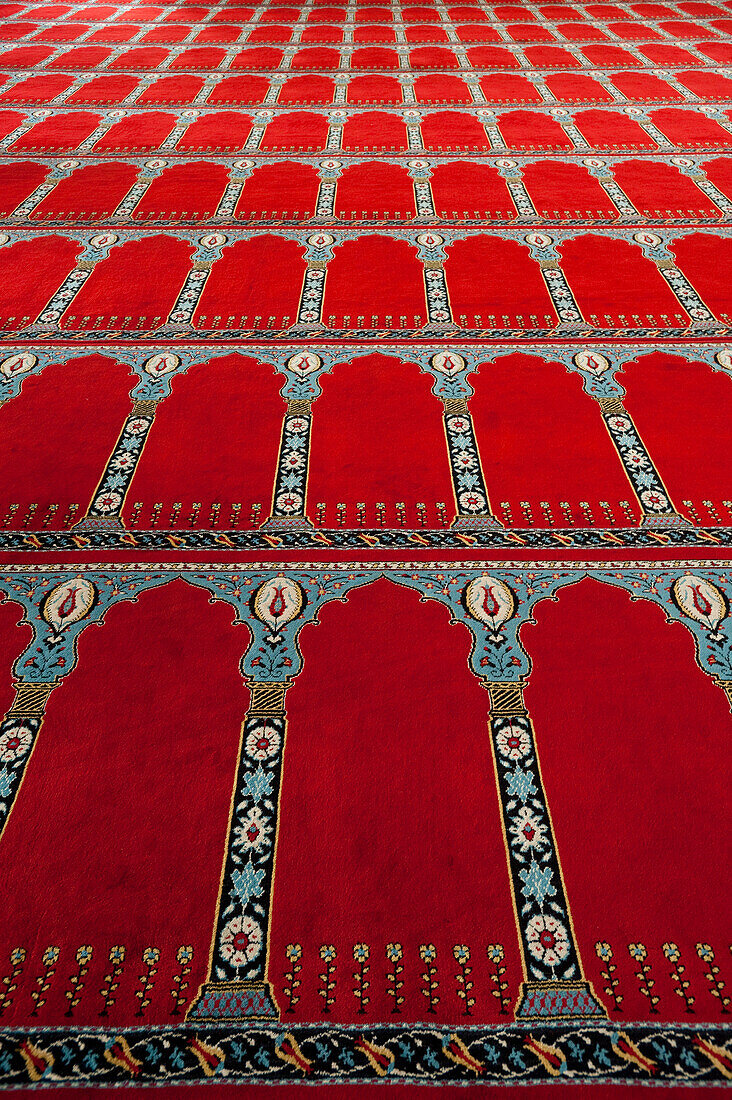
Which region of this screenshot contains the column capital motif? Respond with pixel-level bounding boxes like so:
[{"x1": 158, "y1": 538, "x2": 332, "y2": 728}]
[
  {"x1": 481, "y1": 679, "x2": 527, "y2": 714},
  {"x1": 245, "y1": 679, "x2": 292, "y2": 715}
]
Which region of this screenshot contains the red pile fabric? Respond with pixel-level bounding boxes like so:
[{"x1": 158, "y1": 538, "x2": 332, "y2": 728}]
[{"x1": 0, "y1": 0, "x2": 730, "y2": 1091}]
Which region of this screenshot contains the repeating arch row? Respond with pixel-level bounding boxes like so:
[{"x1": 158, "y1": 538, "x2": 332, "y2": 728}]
[
  {"x1": 5, "y1": 153, "x2": 732, "y2": 226},
  {"x1": 0, "y1": 341, "x2": 730, "y2": 531},
  {"x1": 0, "y1": 562, "x2": 729, "y2": 1021},
  {"x1": 3, "y1": 67, "x2": 732, "y2": 110},
  {"x1": 2, "y1": 103, "x2": 732, "y2": 155},
  {"x1": 0, "y1": 226, "x2": 730, "y2": 339}
]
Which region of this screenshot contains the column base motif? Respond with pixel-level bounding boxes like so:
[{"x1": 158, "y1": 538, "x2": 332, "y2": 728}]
[
  {"x1": 451, "y1": 514, "x2": 504, "y2": 530},
  {"x1": 261, "y1": 516, "x2": 314, "y2": 531},
  {"x1": 515, "y1": 980, "x2": 608, "y2": 1020},
  {"x1": 186, "y1": 980, "x2": 280, "y2": 1022},
  {"x1": 72, "y1": 515, "x2": 126, "y2": 533},
  {"x1": 640, "y1": 513, "x2": 693, "y2": 529}
]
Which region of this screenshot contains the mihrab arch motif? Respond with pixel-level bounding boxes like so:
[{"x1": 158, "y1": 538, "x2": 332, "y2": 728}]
[
  {"x1": 0, "y1": 561, "x2": 729, "y2": 1020},
  {"x1": 1, "y1": 341, "x2": 731, "y2": 533},
  {"x1": 5, "y1": 152, "x2": 732, "y2": 226},
  {"x1": 0, "y1": 224, "x2": 728, "y2": 336}
]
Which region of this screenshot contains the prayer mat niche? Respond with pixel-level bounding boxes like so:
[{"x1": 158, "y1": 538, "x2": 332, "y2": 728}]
[{"x1": 0, "y1": 0, "x2": 730, "y2": 1091}]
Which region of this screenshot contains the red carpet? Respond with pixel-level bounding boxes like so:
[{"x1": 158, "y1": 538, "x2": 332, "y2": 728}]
[{"x1": 0, "y1": 0, "x2": 730, "y2": 1089}]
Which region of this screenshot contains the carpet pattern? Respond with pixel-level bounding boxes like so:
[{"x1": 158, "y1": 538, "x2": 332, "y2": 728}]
[{"x1": 0, "y1": 0, "x2": 730, "y2": 1089}]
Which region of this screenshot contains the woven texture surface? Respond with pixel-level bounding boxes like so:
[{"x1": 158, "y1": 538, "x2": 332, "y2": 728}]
[{"x1": 0, "y1": 0, "x2": 730, "y2": 1088}]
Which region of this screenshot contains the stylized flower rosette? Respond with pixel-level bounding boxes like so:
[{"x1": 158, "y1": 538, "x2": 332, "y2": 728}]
[
  {"x1": 275, "y1": 491, "x2": 303, "y2": 515},
  {"x1": 244, "y1": 724, "x2": 281, "y2": 762},
  {"x1": 640, "y1": 488, "x2": 669, "y2": 512},
  {"x1": 92, "y1": 491, "x2": 123, "y2": 515},
  {"x1": 447, "y1": 416, "x2": 470, "y2": 434},
  {"x1": 234, "y1": 807, "x2": 270, "y2": 852},
  {"x1": 0, "y1": 723, "x2": 33, "y2": 763},
  {"x1": 126, "y1": 417, "x2": 151, "y2": 436},
  {"x1": 110, "y1": 450, "x2": 137, "y2": 472},
  {"x1": 281, "y1": 450, "x2": 306, "y2": 472},
  {"x1": 623, "y1": 448, "x2": 649, "y2": 470},
  {"x1": 219, "y1": 915, "x2": 263, "y2": 968},
  {"x1": 458, "y1": 490, "x2": 487, "y2": 514},
  {"x1": 595, "y1": 941, "x2": 613, "y2": 962},
  {"x1": 526, "y1": 915, "x2": 570, "y2": 969},
  {"x1": 607, "y1": 415, "x2": 632, "y2": 434},
  {"x1": 495, "y1": 720, "x2": 531, "y2": 761},
  {"x1": 509, "y1": 805, "x2": 548, "y2": 853},
  {"x1": 42, "y1": 946, "x2": 60, "y2": 967},
  {"x1": 454, "y1": 449, "x2": 476, "y2": 470}
]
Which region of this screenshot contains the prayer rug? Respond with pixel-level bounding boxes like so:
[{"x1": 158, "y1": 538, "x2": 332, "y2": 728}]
[{"x1": 0, "y1": 0, "x2": 730, "y2": 1091}]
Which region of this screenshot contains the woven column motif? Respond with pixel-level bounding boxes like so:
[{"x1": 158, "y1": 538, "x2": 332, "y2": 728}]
[
  {"x1": 483, "y1": 678, "x2": 606, "y2": 1021},
  {"x1": 524, "y1": 233, "x2": 584, "y2": 328},
  {"x1": 34, "y1": 233, "x2": 120, "y2": 329},
  {"x1": 187, "y1": 679, "x2": 291, "y2": 1021},
  {"x1": 296, "y1": 233, "x2": 335, "y2": 329},
  {"x1": 76, "y1": 400, "x2": 160, "y2": 530},
  {"x1": 0, "y1": 683, "x2": 56, "y2": 841},
  {"x1": 597, "y1": 395, "x2": 691, "y2": 527},
  {"x1": 442, "y1": 398, "x2": 501, "y2": 529},
  {"x1": 266, "y1": 400, "x2": 313, "y2": 528},
  {"x1": 166, "y1": 233, "x2": 228, "y2": 329}
]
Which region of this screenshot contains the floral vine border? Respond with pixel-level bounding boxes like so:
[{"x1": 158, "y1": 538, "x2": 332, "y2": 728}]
[{"x1": 0, "y1": 1022, "x2": 729, "y2": 1085}]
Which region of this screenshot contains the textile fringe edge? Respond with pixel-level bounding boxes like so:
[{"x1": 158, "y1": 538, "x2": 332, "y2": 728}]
[{"x1": 0, "y1": 1023, "x2": 730, "y2": 1086}]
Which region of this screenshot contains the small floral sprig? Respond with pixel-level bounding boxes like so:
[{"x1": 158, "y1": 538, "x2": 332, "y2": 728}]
[
  {"x1": 283, "y1": 943, "x2": 302, "y2": 1014},
  {"x1": 419, "y1": 944, "x2": 439, "y2": 1014},
  {"x1": 662, "y1": 943, "x2": 694, "y2": 1013},
  {"x1": 65, "y1": 946, "x2": 93, "y2": 1017},
  {"x1": 595, "y1": 942, "x2": 623, "y2": 1012},
  {"x1": 100, "y1": 946, "x2": 126, "y2": 1017},
  {"x1": 486, "y1": 944, "x2": 510, "y2": 1015},
  {"x1": 0, "y1": 948, "x2": 26, "y2": 1017},
  {"x1": 696, "y1": 944, "x2": 729, "y2": 1013},
  {"x1": 135, "y1": 947, "x2": 160, "y2": 1017},
  {"x1": 352, "y1": 944, "x2": 370, "y2": 1015},
  {"x1": 319, "y1": 945, "x2": 336, "y2": 1014},
  {"x1": 31, "y1": 946, "x2": 59, "y2": 1017},
  {"x1": 170, "y1": 946, "x2": 193, "y2": 1016},
  {"x1": 385, "y1": 943, "x2": 404, "y2": 1014},
  {"x1": 453, "y1": 945, "x2": 475, "y2": 1016},
  {"x1": 628, "y1": 943, "x2": 659, "y2": 1014}
]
